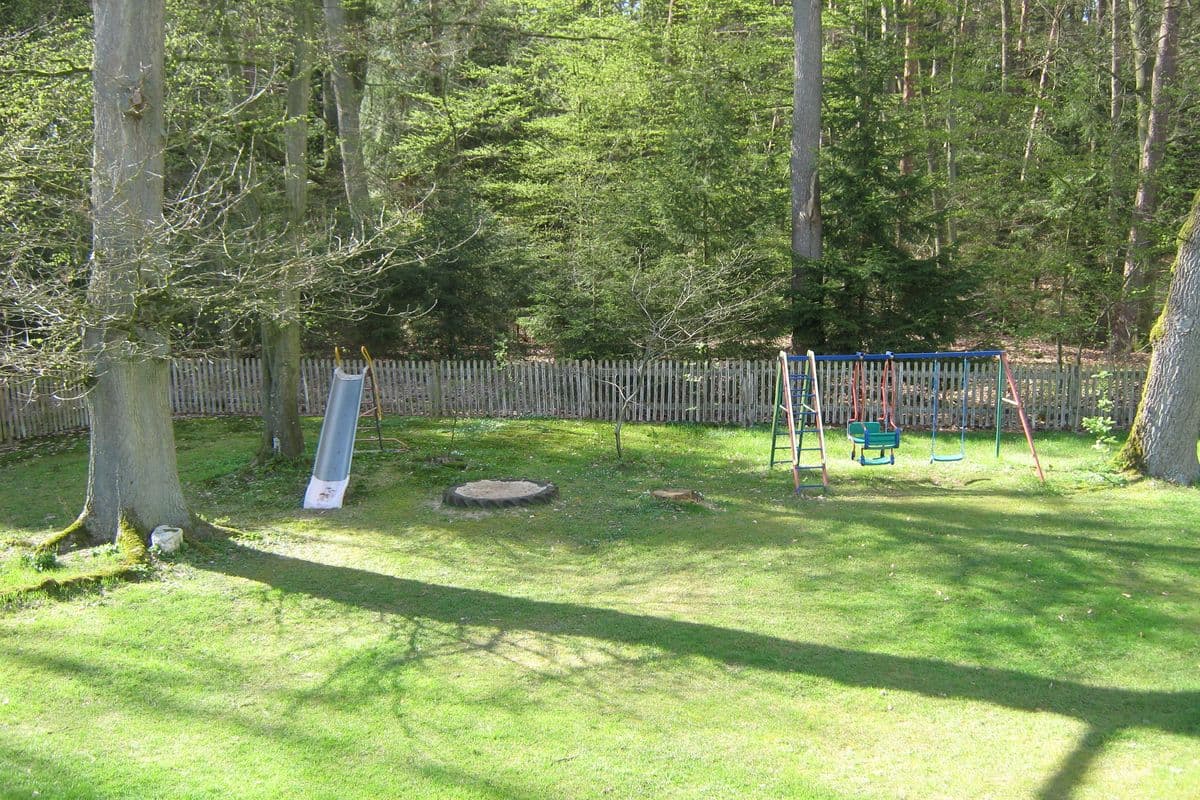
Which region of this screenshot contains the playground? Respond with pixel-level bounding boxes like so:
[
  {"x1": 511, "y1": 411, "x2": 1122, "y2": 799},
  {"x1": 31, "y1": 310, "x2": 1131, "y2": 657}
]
[
  {"x1": 772, "y1": 350, "x2": 1045, "y2": 490},
  {"x1": 1, "y1": 415, "x2": 1197, "y2": 799},
  {"x1": 4, "y1": 0, "x2": 1198, "y2": 794}
]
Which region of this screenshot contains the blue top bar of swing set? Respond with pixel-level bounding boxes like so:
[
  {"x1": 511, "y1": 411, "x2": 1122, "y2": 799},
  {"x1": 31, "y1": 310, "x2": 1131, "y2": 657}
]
[{"x1": 787, "y1": 349, "x2": 1006, "y2": 363}]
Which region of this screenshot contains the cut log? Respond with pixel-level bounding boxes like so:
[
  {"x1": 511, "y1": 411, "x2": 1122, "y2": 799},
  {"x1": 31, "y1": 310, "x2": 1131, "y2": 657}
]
[{"x1": 651, "y1": 489, "x2": 702, "y2": 503}]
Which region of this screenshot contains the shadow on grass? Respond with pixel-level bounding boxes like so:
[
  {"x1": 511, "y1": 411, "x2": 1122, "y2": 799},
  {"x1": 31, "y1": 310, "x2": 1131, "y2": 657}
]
[
  {"x1": 800, "y1": 500, "x2": 1200, "y2": 640},
  {"x1": 0, "y1": 645, "x2": 550, "y2": 800},
  {"x1": 207, "y1": 542, "x2": 1198, "y2": 800},
  {"x1": 0, "y1": 740, "x2": 114, "y2": 800}
]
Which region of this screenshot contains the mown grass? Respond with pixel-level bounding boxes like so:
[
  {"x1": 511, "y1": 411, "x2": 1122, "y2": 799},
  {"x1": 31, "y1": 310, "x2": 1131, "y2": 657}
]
[
  {"x1": 0, "y1": 417, "x2": 1197, "y2": 800},
  {"x1": 0, "y1": 544, "x2": 129, "y2": 599}
]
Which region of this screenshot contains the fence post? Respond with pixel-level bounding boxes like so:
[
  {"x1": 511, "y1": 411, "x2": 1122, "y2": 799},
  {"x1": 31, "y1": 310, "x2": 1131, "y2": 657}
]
[
  {"x1": 0, "y1": 382, "x2": 11, "y2": 445},
  {"x1": 429, "y1": 361, "x2": 443, "y2": 417}
]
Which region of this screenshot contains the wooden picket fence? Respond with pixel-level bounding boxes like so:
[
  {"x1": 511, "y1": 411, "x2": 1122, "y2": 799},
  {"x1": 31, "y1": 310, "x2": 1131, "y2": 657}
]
[{"x1": 0, "y1": 356, "x2": 1147, "y2": 445}]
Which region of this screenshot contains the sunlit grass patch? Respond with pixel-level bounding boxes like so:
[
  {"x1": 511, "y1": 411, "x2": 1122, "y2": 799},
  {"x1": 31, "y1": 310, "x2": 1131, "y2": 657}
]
[{"x1": 0, "y1": 416, "x2": 1197, "y2": 799}]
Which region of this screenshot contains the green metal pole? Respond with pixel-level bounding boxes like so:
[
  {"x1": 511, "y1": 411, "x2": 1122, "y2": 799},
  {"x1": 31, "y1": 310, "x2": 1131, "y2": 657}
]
[{"x1": 994, "y1": 354, "x2": 1004, "y2": 458}]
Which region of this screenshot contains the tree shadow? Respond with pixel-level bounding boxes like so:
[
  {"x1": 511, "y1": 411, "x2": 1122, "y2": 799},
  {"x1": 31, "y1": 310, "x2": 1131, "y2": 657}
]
[
  {"x1": 0, "y1": 739, "x2": 117, "y2": 800},
  {"x1": 204, "y1": 543, "x2": 1199, "y2": 800},
  {"x1": 801, "y1": 499, "x2": 1200, "y2": 632},
  {"x1": 0, "y1": 641, "x2": 560, "y2": 800}
]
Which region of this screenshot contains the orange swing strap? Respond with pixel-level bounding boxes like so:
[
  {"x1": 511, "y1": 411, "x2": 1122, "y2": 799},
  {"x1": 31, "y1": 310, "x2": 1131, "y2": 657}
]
[
  {"x1": 880, "y1": 356, "x2": 900, "y2": 430},
  {"x1": 849, "y1": 358, "x2": 865, "y2": 423}
]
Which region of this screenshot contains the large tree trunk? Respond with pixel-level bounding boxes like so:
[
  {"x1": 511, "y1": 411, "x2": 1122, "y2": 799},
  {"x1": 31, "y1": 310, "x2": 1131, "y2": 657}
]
[
  {"x1": 944, "y1": 1, "x2": 966, "y2": 248},
  {"x1": 1127, "y1": 0, "x2": 1152, "y2": 152},
  {"x1": 83, "y1": 359, "x2": 189, "y2": 539},
  {"x1": 79, "y1": 0, "x2": 189, "y2": 543},
  {"x1": 898, "y1": 0, "x2": 916, "y2": 176},
  {"x1": 790, "y1": 0, "x2": 822, "y2": 349},
  {"x1": 259, "y1": 320, "x2": 304, "y2": 460},
  {"x1": 259, "y1": 0, "x2": 311, "y2": 462},
  {"x1": 1118, "y1": 190, "x2": 1200, "y2": 484},
  {"x1": 1113, "y1": 0, "x2": 1181, "y2": 349},
  {"x1": 1108, "y1": 0, "x2": 1124, "y2": 236},
  {"x1": 323, "y1": 0, "x2": 371, "y2": 226},
  {"x1": 902, "y1": 0, "x2": 916, "y2": 175},
  {"x1": 1016, "y1": 0, "x2": 1029, "y2": 58},
  {"x1": 921, "y1": 58, "x2": 945, "y2": 256},
  {"x1": 1105, "y1": 0, "x2": 1127, "y2": 334}
]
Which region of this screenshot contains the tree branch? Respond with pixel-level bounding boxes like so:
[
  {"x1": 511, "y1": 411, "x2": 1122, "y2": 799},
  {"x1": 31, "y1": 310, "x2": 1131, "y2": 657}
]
[{"x1": 0, "y1": 65, "x2": 88, "y2": 78}]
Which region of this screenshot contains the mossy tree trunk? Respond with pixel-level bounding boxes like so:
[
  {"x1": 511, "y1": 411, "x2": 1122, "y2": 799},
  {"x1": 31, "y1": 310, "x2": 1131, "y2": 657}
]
[
  {"x1": 1119, "y1": 190, "x2": 1200, "y2": 484},
  {"x1": 76, "y1": 0, "x2": 189, "y2": 543},
  {"x1": 259, "y1": 304, "x2": 305, "y2": 461}
]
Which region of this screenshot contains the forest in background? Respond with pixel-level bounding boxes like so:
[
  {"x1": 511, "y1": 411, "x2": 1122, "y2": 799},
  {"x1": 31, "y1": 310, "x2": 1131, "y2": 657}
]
[{"x1": 2, "y1": 0, "x2": 1197, "y2": 366}]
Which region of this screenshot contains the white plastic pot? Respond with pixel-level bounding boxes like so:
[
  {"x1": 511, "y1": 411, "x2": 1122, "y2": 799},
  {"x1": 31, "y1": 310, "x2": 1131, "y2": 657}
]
[{"x1": 150, "y1": 525, "x2": 184, "y2": 554}]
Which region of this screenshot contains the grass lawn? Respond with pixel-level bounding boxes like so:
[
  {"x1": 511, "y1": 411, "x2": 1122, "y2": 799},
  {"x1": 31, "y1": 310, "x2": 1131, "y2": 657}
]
[{"x1": 0, "y1": 416, "x2": 1197, "y2": 800}]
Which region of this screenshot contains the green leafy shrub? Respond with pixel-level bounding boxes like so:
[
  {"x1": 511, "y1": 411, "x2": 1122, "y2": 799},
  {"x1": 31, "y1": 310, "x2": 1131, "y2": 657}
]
[
  {"x1": 20, "y1": 549, "x2": 59, "y2": 572},
  {"x1": 1081, "y1": 371, "x2": 1119, "y2": 451}
]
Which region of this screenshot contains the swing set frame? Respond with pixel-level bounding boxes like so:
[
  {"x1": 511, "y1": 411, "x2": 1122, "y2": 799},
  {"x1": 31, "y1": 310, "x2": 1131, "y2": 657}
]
[{"x1": 803, "y1": 349, "x2": 1045, "y2": 483}]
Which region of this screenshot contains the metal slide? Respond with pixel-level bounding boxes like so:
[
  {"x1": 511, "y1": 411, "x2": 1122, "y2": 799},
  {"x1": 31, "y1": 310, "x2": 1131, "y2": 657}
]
[{"x1": 303, "y1": 367, "x2": 367, "y2": 509}]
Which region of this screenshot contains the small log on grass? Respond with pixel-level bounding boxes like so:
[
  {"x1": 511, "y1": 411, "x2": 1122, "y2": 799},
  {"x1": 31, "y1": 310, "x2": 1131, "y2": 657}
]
[{"x1": 651, "y1": 489, "x2": 702, "y2": 503}]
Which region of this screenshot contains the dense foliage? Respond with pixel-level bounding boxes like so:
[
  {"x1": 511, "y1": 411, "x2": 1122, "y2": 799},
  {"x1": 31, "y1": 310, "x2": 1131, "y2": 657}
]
[{"x1": 2, "y1": 0, "x2": 1197, "y2": 362}]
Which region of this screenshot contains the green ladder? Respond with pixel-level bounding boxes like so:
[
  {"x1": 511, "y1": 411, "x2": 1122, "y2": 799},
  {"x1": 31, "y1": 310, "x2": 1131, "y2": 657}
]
[{"x1": 769, "y1": 350, "x2": 829, "y2": 492}]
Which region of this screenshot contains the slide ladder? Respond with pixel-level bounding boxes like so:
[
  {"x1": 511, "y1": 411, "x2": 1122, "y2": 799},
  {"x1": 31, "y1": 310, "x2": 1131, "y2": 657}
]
[{"x1": 770, "y1": 350, "x2": 829, "y2": 492}]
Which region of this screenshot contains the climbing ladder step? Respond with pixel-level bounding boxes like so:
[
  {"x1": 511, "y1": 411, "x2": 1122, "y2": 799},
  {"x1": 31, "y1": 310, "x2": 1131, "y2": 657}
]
[{"x1": 768, "y1": 349, "x2": 829, "y2": 493}]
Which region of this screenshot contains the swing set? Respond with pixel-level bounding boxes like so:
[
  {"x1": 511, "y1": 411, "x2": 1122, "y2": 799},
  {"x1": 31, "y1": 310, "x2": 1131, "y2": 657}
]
[{"x1": 770, "y1": 349, "x2": 1045, "y2": 492}]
